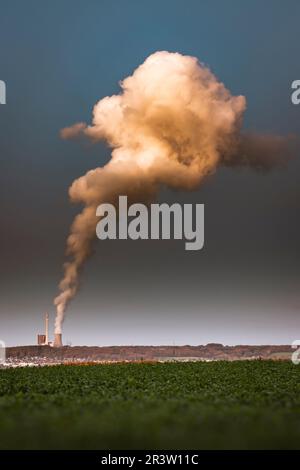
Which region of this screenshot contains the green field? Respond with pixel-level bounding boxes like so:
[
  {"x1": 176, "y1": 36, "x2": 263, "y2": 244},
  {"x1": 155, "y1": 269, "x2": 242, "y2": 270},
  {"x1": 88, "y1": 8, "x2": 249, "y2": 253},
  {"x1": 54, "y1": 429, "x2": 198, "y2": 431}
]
[{"x1": 0, "y1": 361, "x2": 300, "y2": 449}]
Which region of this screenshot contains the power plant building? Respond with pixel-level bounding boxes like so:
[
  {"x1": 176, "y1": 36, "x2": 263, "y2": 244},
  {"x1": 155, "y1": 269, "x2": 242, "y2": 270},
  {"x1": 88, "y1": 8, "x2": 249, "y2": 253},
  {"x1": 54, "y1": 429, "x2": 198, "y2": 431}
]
[
  {"x1": 37, "y1": 313, "x2": 53, "y2": 346},
  {"x1": 53, "y1": 333, "x2": 63, "y2": 348},
  {"x1": 37, "y1": 334, "x2": 46, "y2": 345},
  {"x1": 37, "y1": 313, "x2": 63, "y2": 347}
]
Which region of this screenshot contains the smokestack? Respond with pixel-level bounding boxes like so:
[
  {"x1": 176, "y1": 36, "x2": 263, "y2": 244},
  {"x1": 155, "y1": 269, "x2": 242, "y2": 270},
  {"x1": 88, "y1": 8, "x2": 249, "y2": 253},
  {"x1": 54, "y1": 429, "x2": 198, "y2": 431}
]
[
  {"x1": 53, "y1": 333, "x2": 63, "y2": 348},
  {"x1": 45, "y1": 312, "x2": 49, "y2": 345}
]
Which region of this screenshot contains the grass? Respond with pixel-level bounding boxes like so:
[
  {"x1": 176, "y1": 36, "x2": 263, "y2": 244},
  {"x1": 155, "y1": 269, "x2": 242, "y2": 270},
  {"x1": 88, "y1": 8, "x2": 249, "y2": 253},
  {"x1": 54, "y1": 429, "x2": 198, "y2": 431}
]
[{"x1": 0, "y1": 361, "x2": 300, "y2": 449}]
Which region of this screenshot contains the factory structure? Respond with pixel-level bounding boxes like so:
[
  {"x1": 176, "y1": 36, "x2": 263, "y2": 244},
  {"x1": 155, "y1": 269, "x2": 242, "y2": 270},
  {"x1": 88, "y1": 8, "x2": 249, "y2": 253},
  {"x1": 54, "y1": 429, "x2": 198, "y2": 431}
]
[{"x1": 37, "y1": 313, "x2": 63, "y2": 347}]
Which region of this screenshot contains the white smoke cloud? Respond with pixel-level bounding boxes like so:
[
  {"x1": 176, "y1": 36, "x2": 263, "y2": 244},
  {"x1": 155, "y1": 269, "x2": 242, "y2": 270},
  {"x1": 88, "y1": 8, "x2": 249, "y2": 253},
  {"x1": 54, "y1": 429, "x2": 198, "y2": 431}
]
[{"x1": 54, "y1": 51, "x2": 291, "y2": 334}]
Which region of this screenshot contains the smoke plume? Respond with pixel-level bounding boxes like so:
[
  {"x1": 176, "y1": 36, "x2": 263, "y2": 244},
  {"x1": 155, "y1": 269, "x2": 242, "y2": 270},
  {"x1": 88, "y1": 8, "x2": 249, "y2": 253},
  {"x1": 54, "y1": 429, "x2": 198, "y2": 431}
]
[{"x1": 54, "y1": 51, "x2": 292, "y2": 334}]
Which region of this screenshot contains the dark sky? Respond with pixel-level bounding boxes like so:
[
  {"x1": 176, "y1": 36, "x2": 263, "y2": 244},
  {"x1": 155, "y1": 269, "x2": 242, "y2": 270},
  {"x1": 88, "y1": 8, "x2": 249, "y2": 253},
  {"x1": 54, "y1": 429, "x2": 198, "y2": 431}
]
[{"x1": 0, "y1": 0, "x2": 300, "y2": 346}]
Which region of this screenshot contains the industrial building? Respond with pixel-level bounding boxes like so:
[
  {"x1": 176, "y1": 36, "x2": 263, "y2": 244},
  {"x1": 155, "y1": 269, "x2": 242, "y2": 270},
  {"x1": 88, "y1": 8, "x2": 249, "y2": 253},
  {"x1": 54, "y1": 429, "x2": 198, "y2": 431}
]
[{"x1": 37, "y1": 313, "x2": 63, "y2": 347}]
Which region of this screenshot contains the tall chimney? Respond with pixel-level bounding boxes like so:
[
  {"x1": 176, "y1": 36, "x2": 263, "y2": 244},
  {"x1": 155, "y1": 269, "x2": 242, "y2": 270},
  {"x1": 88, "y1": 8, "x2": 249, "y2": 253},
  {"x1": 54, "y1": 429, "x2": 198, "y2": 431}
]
[
  {"x1": 53, "y1": 333, "x2": 63, "y2": 348},
  {"x1": 45, "y1": 312, "x2": 49, "y2": 345}
]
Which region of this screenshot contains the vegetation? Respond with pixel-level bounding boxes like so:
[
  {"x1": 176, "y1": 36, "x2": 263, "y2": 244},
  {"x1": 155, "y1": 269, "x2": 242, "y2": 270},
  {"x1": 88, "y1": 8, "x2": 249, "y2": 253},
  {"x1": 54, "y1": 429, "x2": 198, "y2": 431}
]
[{"x1": 0, "y1": 361, "x2": 299, "y2": 449}]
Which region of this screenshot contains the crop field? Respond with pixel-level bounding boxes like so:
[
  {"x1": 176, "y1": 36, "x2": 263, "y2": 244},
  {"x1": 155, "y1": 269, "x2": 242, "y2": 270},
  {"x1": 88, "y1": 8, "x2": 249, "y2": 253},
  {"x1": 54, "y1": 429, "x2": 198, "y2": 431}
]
[{"x1": 0, "y1": 361, "x2": 300, "y2": 449}]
